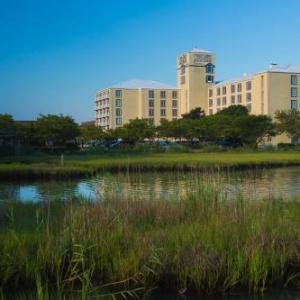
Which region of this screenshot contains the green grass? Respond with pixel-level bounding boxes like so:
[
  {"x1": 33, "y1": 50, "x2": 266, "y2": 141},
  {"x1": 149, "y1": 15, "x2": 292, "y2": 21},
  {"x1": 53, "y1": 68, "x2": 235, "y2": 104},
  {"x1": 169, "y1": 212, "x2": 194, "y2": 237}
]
[
  {"x1": 3, "y1": 151, "x2": 300, "y2": 179},
  {"x1": 2, "y1": 178, "x2": 300, "y2": 298}
]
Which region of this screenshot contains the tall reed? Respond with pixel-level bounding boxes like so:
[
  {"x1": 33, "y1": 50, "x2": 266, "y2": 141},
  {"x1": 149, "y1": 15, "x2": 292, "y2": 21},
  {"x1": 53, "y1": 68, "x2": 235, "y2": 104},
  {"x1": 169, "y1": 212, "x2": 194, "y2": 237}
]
[{"x1": 1, "y1": 174, "x2": 300, "y2": 298}]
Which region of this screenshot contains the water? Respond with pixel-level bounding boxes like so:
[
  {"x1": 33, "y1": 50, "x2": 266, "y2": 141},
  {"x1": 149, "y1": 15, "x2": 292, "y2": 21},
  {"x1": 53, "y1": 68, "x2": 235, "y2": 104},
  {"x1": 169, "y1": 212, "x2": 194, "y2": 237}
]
[{"x1": 2, "y1": 166, "x2": 300, "y2": 203}]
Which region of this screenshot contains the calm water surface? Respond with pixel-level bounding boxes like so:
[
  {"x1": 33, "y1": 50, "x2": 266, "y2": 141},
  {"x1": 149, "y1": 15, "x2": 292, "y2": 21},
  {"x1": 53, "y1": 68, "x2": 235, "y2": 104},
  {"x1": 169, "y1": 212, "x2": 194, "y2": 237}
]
[{"x1": 1, "y1": 166, "x2": 300, "y2": 202}]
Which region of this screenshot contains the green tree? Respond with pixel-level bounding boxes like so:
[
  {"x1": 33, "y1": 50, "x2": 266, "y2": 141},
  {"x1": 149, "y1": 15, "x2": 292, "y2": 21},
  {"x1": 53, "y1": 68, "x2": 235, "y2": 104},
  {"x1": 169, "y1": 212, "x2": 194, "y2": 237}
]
[
  {"x1": 275, "y1": 110, "x2": 300, "y2": 144},
  {"x1": 80, "y1": 124, "x2": 105, "y2": 142},
  {"x1": 35, "y1": 114, "x2": 80, "y2": 148},
  {"x1": 182, "y1": 107, "x2": 205, "y2": 119},
  {"x1": 217, "y1": 105, "x2": 249, "y2": 117},
  {"x1": 116, "y1": 118, "x2": 155, "y2": 144},
  {"x1": 0, "y1": 114, "x2": 16, "y2": 137}
]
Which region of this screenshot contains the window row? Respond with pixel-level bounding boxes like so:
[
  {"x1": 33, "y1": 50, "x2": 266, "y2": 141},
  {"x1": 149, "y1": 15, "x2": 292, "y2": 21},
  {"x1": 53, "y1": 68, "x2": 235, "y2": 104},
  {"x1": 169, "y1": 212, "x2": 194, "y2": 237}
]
[
  {"x1": 148, "y1": 99, "x2": 178, "y2": 107},
  {"x1": 96, "y1": 99, "x2": 109, "y2": 108},
  {"x1": 148, "y1": 109, "x2": 178, "y2": 117},
  {"x1": 148, "y1": 90, "x2": 178, "y2": 99},
  {"x1": 210, "y1": 81, "x2": 251, "y2": 97},
  {"x1": 209, "y1": 93, "x2": 251, "y2": 107}
]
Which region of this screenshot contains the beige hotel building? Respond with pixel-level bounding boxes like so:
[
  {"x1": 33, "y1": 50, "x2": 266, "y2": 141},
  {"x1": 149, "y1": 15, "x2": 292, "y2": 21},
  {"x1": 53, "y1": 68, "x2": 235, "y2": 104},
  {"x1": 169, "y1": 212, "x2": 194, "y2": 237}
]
[{"x1": 95, "y1": 48, "x2": 300, "y2": 143}]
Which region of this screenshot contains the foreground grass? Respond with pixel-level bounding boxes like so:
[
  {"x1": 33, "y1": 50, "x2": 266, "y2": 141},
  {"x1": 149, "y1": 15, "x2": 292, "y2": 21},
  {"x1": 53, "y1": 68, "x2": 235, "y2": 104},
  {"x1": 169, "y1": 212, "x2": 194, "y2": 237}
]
[
  {"x1": 2, "y1": 181, "x2": 300, "y2": 298},
  {"x1": 3, "y1": 151, "x2": 300, "y2": 179}
]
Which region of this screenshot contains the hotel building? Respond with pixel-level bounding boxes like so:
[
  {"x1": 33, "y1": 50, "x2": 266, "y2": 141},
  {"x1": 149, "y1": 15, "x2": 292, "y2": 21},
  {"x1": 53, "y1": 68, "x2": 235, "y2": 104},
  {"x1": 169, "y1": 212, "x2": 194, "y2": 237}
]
[{"x1": 95, "y1": 48, "x2": 299, "y2": 143}]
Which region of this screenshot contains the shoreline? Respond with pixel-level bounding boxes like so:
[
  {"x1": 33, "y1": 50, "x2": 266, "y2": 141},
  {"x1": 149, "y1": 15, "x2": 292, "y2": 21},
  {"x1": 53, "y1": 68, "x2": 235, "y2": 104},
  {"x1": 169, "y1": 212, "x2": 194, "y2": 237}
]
[{"x1": 2, "y1": 151, "x2": 300, "y2": 179}]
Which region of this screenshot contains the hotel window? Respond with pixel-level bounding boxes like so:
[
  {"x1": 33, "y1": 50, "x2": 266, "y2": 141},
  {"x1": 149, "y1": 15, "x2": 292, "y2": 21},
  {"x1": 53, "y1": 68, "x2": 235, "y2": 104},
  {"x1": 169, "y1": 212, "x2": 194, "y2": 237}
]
[
  {"x1": 209, "y1": 109, "x2": 213, "y2": 115},
  {"x1": 160, "y1": 109, "x2": 166, "y2": 116},
  {"x1": 291, "y1": 100, "x2": 298, "y2": 110},
  {"x1": 231, "y1": 95, "x2": 235, "y2": 104},
  {"x1": 181, "y1": 65, "x2": 185, "y2": 75},
  {"x1": 291, "y1": 75, "x2": 298, "y2": 85},
  {"x1": 115, "y1": 108, "x2": 122, "y2": 116},
  {"x1": 149, "y1": 90, "x2": 155, "y2": 98},
  {"x1": 209, "y1": 89, "x2": 213, "y2": 97},
  {"x1": 160, "y1": 91, "x2": 166, "y2": 98},
  {"x1": 237, "y1": 94, "x2": 242, "y2": 103},
  {"x1": 116, "y1": 117, "x2": 122, "y2": 125},
  {"x1": 206, "y1": 75, "x2": 214, "y2": 83},
  {"x1": 231, "y1": 84, "x2": 235, "y2": 93},
  {"x1": 206, "y1": 63, "x2": 214, "y2": 74},
  {"x1": 115, "y1": 90, "x2": 122, "y2": 97},
  {"x1": 148, "y1": 118, "x2": 154, "y2": 125},
  {"x1": 222, "y1": 97, "x2": 227, "y2": 105},
  {"x1": 115, "y1": 99, "x2": 122, "y2": 107},
  {"x1": 217, "y1": 98, "x2": 221, "y2": 106},
  {"x1": 291, "y1": 87, "x2": 298, "y2": 97},
  {"x1": 246, "y1": 93, "x2": 252, "y2": 102},
  {"x1": 217, "y1": 88, "x2": 221, "y2": 96},
  {"x1": 222, "y1": 87, "x2": 227, "y2": 94},
  {"x1": 246, "y1": 104, "x2": 252, "y2": 113},
  {"x1": 237, "y1": 83, "x2": 242, "y2": 92},
  {"x1": 160, "y1": 100, "x2": 166, "y2": 107},
  {"x1": 149, "y1": 109, "x2": 154, "y2": 116},
  {"x1": 172, "y1": 91, "x2": 177, "y2": 98},
  {"x1": 209, "y1": 99, "x2": 213, "y2": 107},
  {"x1": 172, "y1": 100, "x2": 177, "y2": 107},
  {"x1": 172, "y1": 109, "x2": 178, "y2": 117},
  {"x1": 246, "y1": 81, "x2": 252, "y2": 91},
  {"x1": 149, "y1": 99, "x2": 154, "y2": 107}
]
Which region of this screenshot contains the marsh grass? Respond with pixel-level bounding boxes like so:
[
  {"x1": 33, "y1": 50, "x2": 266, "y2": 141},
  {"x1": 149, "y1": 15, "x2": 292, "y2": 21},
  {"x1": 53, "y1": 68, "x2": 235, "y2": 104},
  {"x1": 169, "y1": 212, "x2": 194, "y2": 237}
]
[
  {"x1": 3, "y1": 152, "x2": 300, "y2": 179},
  {"x1": 1, "y1": 175, "x2": 300, "y2": 298}
]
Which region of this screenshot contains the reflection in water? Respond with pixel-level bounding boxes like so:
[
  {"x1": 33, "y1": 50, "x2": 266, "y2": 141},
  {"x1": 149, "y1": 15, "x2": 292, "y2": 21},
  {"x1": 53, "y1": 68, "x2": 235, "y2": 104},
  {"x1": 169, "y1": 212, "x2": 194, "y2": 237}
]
[{"x1": 2, "y1": 167, "x2": 300, "y2": 203}]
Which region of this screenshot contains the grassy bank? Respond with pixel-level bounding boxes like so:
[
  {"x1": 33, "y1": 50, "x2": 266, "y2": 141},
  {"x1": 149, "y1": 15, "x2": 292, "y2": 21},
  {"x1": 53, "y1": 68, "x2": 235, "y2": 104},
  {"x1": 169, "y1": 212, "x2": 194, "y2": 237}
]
[
  {"x1": 2, "y1": 180, "x2": 300, "y2": 298},
  {"x1": 3, "y1": 151, "x2": 300, "y2": 179}
]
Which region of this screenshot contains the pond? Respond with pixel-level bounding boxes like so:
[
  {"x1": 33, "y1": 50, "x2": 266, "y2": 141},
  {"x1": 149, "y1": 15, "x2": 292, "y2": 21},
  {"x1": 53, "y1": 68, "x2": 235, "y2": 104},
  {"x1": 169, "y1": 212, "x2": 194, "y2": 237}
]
[{"x1": 2, "y1": 166, "x2": 300, "y2": 203}]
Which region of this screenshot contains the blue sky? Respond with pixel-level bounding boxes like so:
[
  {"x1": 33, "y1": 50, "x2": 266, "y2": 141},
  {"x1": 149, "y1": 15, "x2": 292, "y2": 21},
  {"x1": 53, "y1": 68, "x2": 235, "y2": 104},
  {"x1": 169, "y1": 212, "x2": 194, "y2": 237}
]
[{"x1": 1, "y1": 0, "x2": 300, "y2": 122}]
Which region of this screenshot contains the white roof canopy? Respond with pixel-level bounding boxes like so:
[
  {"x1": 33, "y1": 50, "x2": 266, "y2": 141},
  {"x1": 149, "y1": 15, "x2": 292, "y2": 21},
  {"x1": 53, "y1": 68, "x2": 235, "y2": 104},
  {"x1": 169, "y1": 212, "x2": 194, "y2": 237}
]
[{"x1": 111, "y1": 79, "x2": 176, "y2": 89}]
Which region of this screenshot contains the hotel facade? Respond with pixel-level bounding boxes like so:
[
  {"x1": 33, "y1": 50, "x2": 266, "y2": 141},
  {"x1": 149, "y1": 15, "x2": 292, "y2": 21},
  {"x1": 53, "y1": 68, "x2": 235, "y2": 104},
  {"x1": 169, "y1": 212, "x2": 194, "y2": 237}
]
[{"x1": 95, "y1": 48, "x2": 300, "y2": 143}]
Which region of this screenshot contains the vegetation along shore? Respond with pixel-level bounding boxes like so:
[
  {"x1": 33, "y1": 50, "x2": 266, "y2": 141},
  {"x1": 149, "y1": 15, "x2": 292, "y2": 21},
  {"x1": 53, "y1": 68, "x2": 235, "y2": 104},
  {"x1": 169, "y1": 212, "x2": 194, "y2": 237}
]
[
  {"x1": 2, "y1": 177, "x2": 300, "y2": 298},
  {"x1": 3, "y1": 151, "x2": 300, "y2": 179}
]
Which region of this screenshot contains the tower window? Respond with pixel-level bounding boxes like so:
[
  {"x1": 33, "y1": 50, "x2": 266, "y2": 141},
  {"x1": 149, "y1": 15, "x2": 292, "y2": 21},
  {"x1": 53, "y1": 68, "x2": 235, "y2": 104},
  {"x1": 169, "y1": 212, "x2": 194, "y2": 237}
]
[
  {"x1": 206, "y1": 75, "x2": 214, "y2": 83},
  {"x1": 231, "y1": 84, "x2": 235, "y2": 93},
  {"x1": 217, "y1": 88, "x2": 221, "y2": 96},
  {"x1": 222, "y1": 87, "x2": 227, "y2": 95},
  {"x1": 172, "y1": 91, "x2": 178, "y2": 98},
  {"x1": 209, "y1": 89, "x2": 213, "y2": 97},
  {"x1": 206, "y1": 63, "x2": 214, "y2": 74}
]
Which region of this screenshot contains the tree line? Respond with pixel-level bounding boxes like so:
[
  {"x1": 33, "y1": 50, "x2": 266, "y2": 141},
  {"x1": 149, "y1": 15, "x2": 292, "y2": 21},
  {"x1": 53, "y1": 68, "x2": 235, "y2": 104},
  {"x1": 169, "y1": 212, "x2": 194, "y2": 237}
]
[{"x1": 1, "y1": 105, "x2": 300, "y2": 151}]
